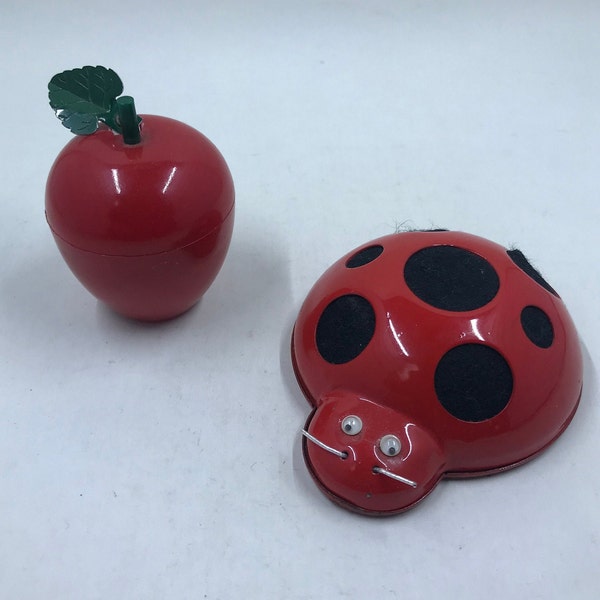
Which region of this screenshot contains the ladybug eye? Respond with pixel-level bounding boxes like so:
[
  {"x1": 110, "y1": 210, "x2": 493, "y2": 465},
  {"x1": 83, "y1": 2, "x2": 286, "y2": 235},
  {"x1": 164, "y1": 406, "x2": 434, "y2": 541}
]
[
  {"x1": 379, "y1": 435, "x2": 401, "y2": 457},
  {"x1": 341, "y1": 415, "x2": 363, "y2": 435}
]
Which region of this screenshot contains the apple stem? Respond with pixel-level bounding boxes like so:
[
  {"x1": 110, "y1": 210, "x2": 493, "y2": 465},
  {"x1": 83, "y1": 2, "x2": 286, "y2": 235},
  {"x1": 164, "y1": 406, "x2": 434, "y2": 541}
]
[{"x1": 116, "y1": 96, "x2": 141, "y2": 144}]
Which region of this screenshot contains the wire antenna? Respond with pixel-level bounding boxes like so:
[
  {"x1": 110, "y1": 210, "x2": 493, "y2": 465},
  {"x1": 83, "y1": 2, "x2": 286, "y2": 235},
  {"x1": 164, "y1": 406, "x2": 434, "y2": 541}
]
[
  {"x1": 372, "y1": 466, "x2": 417, "y2": 488},
  {"x1": 302, "y1": 430, "x2": 348, "y2": 459}
]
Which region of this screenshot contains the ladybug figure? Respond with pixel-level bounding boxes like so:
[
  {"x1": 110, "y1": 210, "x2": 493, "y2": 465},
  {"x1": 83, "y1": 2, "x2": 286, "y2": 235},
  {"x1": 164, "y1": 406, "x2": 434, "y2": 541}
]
[{"x1": 291, "y1": 230, "x2": 583, "y2": 515}]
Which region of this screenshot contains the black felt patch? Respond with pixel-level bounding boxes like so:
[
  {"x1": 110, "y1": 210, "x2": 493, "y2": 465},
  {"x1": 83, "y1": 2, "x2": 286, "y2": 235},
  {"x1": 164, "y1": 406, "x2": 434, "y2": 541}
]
[
  {"x1": 521, "y1": 305, "x2": 554, "y2": 348},
  {"x1": 507, "y1": 249, "x2": 558, "y2": 297},
  {"x1": 346, "y1": 245, "x2": 384, "y2": 268},
  {"x1": 434, "y1": 344, "x2": 513, "y2": 422},
  {"x1": 404, "y1": 246, "x2": 500, "y2": 311},
  {"x1": 397, "y1": 227, "x2": 449, "y2": 233},
  {"x1": 316, "y1": 294, "x2": 376, "y2": 364}
]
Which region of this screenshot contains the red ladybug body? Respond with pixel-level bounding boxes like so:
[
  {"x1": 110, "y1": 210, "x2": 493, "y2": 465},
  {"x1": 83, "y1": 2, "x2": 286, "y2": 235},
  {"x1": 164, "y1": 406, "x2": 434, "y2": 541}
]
[{"x1": 292, "y1": 231, "x2": 583, "y2": 515}]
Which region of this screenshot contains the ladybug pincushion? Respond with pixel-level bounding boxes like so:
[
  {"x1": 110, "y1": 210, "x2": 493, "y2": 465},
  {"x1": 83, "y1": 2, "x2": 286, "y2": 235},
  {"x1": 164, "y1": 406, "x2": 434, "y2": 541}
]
[
  {"x1": 291, "y1": 230, "x2": 583, "y2": 515},
  {"x1": 45, "y1": 66, "x2": 234, "y2": 321}
]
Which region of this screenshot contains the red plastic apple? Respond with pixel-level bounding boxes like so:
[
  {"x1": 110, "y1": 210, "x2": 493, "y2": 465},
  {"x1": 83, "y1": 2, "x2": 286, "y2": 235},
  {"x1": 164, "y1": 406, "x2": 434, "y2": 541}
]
[{"x1": 45, "y1": 66, "x2": 234, "y2": 321}]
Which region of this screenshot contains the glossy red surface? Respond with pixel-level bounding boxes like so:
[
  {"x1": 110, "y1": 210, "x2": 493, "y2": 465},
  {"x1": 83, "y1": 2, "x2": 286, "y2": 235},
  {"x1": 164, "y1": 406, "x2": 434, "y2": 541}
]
[
  {"x1": 46, "y1": 115, "x2": 234, "y2": 320},
  {"x1": 292, "y1": 231, "x2": 583, "y2": 514}
]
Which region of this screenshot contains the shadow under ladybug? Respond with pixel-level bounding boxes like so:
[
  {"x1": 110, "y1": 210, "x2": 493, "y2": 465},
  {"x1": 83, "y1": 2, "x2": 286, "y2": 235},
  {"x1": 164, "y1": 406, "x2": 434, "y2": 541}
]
[{"x1": 291, "y1": 230, "x2": 583, "y2": 515}]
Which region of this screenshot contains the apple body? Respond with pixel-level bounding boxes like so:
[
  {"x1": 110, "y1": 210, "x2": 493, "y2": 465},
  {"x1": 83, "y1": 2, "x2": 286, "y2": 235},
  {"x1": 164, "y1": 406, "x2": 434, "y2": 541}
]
[{"x1": 45, "y1": 115, "x2": 235, "y2": 321}]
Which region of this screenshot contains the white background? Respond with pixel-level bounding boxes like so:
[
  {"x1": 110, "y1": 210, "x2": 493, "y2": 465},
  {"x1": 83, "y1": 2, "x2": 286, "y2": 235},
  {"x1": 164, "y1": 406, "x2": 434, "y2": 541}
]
[{"x1": 1, "y1": 1, "x2": 599, "y2": 598}]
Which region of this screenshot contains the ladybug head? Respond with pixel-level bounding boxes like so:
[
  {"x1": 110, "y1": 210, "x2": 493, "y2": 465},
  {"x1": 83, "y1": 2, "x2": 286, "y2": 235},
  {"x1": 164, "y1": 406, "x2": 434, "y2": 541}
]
[{"x1": 302, "y1": 392, "x2": 446, "y2": 514}]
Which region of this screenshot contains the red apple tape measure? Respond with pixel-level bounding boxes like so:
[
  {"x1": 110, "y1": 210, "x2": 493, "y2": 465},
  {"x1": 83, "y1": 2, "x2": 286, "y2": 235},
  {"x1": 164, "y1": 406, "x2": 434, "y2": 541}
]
[
  {"x1": 291, "y1": 230, "x2": 583, "y2": 515},
  {"x1": 46, "y1": 66, "x2": 234, "y2": 321}
]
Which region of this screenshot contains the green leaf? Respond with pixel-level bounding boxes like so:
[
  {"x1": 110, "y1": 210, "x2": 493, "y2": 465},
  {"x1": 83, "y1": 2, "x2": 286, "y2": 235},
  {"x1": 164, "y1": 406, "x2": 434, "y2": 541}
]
[
  {"x1": 48, "y1": 66, "x2": 123, "y2": 117},
  {"x1": 57, "y1": 109, "x2": 99, "y2": 135}
]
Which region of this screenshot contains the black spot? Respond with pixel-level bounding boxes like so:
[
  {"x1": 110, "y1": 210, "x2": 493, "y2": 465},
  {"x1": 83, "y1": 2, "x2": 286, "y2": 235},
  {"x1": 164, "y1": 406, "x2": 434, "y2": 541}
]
[
  {"x1": 521, "y1": 306, "x2": 554, "y2": 348},
  {"x1": 346, "y1": 245, "x2": 384, "y2": 268},
  {"x1": 316, "y1": 294, "x2": 376, "y2": 364},
  {"x1": 404, "y1": 246, "x2": 500, "y2": 311},
  {"x1": 507, "y1": 249, "x2": 559, "y2": 297},
  {"x1": 434, "y1": 344, "x2": 513, "y2": 422}
]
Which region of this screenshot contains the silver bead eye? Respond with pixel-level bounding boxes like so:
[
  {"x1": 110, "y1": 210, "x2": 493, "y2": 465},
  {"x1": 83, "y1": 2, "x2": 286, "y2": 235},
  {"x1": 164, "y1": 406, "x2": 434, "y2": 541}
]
[
  {"x1": 340, "y1": 415, "x2": 363, "y2": 436},
  {"x1": 379, "y1": 434, "x2": 401, "y2": 457}
]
